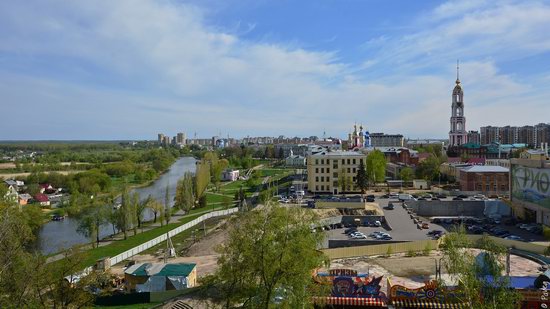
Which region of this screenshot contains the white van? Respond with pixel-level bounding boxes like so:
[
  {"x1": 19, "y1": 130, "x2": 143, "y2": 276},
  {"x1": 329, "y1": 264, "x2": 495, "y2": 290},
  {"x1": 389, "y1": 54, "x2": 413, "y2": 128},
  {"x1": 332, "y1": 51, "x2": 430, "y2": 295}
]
[{"x1": 398, "y1": 194, "x2": 415, "y2": 202}]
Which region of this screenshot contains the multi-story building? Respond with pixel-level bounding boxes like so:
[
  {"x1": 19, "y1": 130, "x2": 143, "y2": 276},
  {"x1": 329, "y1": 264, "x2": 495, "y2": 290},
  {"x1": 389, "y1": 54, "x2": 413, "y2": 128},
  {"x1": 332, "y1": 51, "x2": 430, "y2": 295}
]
[
  {"x1": 176, "y1": 132, "x2": 186, "y2": 145},
  {"x1": 518, "y1": 125, "x2": 535, "y2": 147},
  {"x1": 510, "y1": 148, "x2": 550, "y2": 225},
  {"x1": 500, "y1": 126, "x2": 518, "y2": 145},
  {"x1": 535, "y1": 123, "x2": 550, "y2": 148},
  {"x1": 458, "y1": 165, "x2": 509, "y2": 194},
  {"x1": 307, "y1": 151, "x2": 366, "y2": 194},
  {"x1": 370, "y1": 133, "x2": 404, "y2": 147},
  {"x1": 480, "y1": 126, "x2": 500, "y2": 145},
  {"x1": 467, "y1": 131, "x2": 480, "y2": 145},
  {"x1": 162, "y1": 136, "x2": 171, "y2": 146},
  {"x1": 158, "y1": 133, "x2": 165, "y2": 145}
]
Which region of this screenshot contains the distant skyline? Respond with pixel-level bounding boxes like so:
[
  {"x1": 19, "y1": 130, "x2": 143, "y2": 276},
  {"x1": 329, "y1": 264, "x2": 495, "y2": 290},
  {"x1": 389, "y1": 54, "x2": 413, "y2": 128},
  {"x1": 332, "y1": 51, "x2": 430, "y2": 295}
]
[{"x1": 1, "y1": 0, "x2": 550, "y2": 140}]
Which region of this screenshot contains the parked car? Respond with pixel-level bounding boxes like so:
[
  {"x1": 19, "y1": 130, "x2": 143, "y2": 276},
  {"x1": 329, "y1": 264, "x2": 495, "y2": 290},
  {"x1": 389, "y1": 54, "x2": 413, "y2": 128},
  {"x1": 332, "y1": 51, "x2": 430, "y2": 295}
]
[
  {"x1": 422, "y1": 222, "x2": 430, "y2": 229},
  {"x1": 374, "y1": 220, "x2": 382, "y2": 227},
  {"x1": 436, "y1": 194, "x2": 447, "y2": 199},
  {"x1": 504, "y1": 235, "x2": 525, "y2": 242}
]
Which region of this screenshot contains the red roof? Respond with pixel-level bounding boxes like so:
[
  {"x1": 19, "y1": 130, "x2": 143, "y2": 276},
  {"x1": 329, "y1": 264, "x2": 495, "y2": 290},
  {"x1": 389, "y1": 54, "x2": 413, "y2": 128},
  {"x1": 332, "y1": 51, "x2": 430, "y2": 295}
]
[
  {"x1": 447, "y1": 157, "x2": 461, "y2": 163},
  {"x1": 33, "y1": 193, "x2": 49, "y2": 202}
]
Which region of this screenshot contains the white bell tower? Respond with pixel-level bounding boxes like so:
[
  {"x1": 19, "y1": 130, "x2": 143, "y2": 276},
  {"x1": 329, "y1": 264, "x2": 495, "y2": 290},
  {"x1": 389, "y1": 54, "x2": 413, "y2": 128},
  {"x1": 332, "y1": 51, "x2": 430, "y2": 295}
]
[{"x1": 449, "y1": 60, "x2": 468, "y2": 146}]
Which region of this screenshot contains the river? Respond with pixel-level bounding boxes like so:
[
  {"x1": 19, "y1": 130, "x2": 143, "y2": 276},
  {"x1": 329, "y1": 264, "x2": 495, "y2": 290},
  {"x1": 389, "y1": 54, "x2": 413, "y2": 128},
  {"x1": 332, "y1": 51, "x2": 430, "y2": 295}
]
[{"x1": 36, "y1": 157, "x2": 197, "y2": 255}]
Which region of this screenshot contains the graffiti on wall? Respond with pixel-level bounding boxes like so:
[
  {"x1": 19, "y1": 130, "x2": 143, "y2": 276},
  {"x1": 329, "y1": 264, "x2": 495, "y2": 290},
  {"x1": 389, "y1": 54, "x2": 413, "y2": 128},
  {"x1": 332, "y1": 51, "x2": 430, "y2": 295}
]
[{"x1": 512, "y1": 165, "x2": 550, "y2": 209}]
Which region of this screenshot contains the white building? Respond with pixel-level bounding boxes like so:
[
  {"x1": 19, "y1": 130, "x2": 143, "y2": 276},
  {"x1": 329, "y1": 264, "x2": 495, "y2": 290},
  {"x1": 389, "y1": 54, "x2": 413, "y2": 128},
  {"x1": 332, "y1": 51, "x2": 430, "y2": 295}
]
[{"x1": 222, "y1": 169, "x2": 240, "y2": 182}]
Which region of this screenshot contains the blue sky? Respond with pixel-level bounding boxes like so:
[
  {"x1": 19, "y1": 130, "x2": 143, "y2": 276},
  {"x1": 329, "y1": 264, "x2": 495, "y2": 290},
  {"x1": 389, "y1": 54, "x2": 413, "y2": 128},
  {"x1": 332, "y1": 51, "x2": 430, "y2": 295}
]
[{"x1": 1, "y1": 0, "x2": 550, "y2": 140}]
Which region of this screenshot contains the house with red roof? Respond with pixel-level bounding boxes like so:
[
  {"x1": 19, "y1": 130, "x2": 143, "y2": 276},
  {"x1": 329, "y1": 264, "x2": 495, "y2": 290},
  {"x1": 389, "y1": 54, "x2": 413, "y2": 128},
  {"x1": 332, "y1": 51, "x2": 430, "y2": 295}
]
[{"x1": 33, "y1": 193, "x2": 50, "y2": 207}]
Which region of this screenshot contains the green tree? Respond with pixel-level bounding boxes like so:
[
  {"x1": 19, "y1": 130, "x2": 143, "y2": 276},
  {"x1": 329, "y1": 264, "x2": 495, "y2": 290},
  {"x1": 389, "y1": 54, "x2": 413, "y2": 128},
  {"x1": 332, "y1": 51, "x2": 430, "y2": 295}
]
[
  {"x1": 399, "y1": 167, "x2": 414, "y2": 183},
  {"x1": 203, "y1": 204, "x2": 328, "y2": 308},
  {"x1": 416, "y1": 155, "x2": 442, "y2": 181},
  {"x1": 164, "y1": 183, "x2": 171, "y2": 224},
  {"x1": 76, "y1": 198, "x2": 108, "y2": 248},
  {"x1": 338, "y1": 168, "x2": 352, "y2": 192},
  {"x1": 175, "y1": 172, "x2": 195, "y2": 213},
  {"x1": 148, "y1": 198, "x2": 163, "y2": 224},
  {"x1": 355, "y1": 159, "x2": 368, "y2": 193},
  {"x1": 441, "y1": 227, "x2": 521, "y2": 308},
  {"x1": 195, "y1": 162, "x2": 210, "y2": 200},
  {"x1": 366, "y1": 150, "x2": 386, "y2": 184}
]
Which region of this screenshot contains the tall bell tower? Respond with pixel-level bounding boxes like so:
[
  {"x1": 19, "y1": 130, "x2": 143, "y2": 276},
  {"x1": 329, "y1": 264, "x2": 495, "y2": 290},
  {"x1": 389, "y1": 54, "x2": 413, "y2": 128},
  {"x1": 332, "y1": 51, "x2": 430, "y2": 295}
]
[{"x1": 449, "y1": 60, "x2": 467, "y2": 146}]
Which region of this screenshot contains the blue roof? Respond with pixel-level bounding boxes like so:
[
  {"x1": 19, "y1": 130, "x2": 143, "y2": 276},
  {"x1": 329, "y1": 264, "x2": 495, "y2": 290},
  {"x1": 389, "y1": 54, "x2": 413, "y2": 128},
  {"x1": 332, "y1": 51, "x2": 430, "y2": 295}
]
[{"x1": 483, "y1": 276, "x2": 536, "y2": 289}]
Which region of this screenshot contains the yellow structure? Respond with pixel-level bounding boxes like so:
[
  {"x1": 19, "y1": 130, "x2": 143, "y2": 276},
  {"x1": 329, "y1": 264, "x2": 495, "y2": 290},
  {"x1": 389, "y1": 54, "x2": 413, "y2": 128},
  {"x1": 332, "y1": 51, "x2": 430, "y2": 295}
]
[{"x1": 307, "y1": 151, "x2": 366, "y2": 194}]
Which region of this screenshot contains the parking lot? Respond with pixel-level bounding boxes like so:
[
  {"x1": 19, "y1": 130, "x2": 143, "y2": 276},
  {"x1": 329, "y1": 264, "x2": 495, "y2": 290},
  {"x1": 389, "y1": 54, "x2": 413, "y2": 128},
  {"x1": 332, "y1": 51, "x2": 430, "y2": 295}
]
[{"x1": 323, "y1": 198, "x2": 447, "y2": 245}]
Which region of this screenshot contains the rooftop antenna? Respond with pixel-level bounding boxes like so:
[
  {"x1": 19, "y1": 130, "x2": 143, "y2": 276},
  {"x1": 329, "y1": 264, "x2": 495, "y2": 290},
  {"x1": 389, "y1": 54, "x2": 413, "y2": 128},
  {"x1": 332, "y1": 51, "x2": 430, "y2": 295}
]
[{"x1": 456, "y1": 59, "x2": 460, "y2": 83}]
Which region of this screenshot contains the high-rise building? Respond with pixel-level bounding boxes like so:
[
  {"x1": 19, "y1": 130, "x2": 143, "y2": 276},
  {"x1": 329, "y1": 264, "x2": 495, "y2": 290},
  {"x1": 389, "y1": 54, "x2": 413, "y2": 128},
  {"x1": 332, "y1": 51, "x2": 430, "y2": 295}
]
[
  {"x1": 500, "y1": 126, "x2": 518, "y2": 145},
  {"x1": 467, "y1": 131, "x2": 480, "y2": 144},
  {"x1": 176, "y1": 132, "x2": 186, "y2": 145},
  {"x1": 449, "y1": 62, "x2": 467, "y2": 146},
  {"x1": 517, "y1": 126, "x2": 535, "y2": 147},
  {"x1": 535, "y1": 123, "x2": 550, "y2": 148},
  {"x1": 480, "y1": 126, "x2": 500, "y2": 144},
  {"x1": 158, "y1": 133, "x2": 165, "y2": 145},
  {"x1": 163, "y1": 136, "x2": 170, "y2": 146}
]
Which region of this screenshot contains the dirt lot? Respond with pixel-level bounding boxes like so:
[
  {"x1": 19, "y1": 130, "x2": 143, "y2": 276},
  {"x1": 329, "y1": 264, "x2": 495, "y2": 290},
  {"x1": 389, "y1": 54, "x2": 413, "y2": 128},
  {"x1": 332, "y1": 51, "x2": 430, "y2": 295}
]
[
  {"x1": 329, "y1": 249, "x2": 541, "y2": 291},
  {"x1": 110, "y1": 220, "x2": 229, "y2": 279}
]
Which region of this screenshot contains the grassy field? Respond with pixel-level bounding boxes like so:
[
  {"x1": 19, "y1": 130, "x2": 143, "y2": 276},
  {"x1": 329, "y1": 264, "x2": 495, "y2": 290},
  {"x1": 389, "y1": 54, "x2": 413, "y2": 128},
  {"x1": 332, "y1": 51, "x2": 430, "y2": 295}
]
[{"x1": 73, "y1": 213, "x2": 202, "y2": 269}]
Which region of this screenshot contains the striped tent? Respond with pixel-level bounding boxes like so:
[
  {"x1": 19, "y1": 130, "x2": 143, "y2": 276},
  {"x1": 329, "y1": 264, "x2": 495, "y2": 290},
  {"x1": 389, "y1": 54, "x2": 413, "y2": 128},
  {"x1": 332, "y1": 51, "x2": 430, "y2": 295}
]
[
  {"x1": 313, "y1": 296, "x2": 387, "y2": 306},
  {"x1": 392, "y1": 299, "x2": 465, "y2": 308}
]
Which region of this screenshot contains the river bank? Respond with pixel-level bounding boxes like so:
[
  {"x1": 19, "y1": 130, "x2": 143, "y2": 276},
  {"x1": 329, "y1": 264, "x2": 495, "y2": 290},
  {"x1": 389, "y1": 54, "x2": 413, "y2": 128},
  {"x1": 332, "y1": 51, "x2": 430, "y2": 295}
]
[{"x1": 36, "y1": 157, "x2": 198, "y2": 255}]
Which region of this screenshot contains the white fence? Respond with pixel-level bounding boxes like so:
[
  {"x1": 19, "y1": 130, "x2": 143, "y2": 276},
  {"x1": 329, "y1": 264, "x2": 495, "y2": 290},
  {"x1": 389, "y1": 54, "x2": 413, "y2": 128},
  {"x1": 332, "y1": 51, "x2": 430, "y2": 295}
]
[{"x1": 109, "y1": 207, "x2": 239, "y2": 266}]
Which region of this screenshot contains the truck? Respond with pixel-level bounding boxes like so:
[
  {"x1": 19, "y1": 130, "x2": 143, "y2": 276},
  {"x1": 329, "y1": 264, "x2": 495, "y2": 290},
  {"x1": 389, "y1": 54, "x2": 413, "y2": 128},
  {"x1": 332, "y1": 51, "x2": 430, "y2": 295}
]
[{"x1": 398, "y1": 194, "x2": 415, "y2": 202}]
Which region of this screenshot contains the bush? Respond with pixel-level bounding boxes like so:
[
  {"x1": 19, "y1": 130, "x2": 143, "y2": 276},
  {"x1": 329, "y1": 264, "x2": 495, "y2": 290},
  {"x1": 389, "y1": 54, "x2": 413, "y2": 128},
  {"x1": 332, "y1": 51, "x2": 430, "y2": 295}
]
[
  {"x1": 406, "y1": 248, "x2": 417, "y2": 257},
  {"x1": 385, "y1": 246, "x2": 393, "y2": 257},
  {"x1": 422, "y1": 243, "x2": 432, "y2": 256}
]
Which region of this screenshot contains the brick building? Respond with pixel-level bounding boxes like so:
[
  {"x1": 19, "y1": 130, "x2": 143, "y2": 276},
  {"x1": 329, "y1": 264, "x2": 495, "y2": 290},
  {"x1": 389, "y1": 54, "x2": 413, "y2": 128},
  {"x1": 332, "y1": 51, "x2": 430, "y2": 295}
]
[{"x1": 458, "y1": 165, "x2": 509, "y2": 194}]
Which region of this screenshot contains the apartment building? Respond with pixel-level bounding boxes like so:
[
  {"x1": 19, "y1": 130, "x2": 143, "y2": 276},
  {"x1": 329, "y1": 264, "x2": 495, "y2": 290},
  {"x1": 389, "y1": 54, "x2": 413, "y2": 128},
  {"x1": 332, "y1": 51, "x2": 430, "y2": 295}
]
[{"x1": 307, "y1": 151, "x2": 366, "y2": 194}]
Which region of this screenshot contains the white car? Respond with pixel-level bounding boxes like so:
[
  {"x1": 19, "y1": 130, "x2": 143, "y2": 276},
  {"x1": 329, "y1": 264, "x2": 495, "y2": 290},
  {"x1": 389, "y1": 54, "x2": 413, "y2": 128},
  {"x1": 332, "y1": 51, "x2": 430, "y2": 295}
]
[{"x1": 374, "y1": 221, "x2": 382, "y2": 227}]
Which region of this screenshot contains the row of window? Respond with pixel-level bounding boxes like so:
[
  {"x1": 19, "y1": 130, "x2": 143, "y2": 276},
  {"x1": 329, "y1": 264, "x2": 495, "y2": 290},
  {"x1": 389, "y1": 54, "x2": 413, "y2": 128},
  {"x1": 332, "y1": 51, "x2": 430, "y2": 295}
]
[
  {"x1": 314, "y1": 158, "x2": 361, "y2": 165},
  {"x1": 315, "y1": 167, "x2": 357, "y2": 174}
]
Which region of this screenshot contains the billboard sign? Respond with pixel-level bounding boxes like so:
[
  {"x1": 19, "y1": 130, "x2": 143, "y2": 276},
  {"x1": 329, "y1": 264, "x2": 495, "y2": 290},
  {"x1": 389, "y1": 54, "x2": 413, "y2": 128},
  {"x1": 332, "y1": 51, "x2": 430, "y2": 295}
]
[{"x1": 511, "y1": 165, "x2": 550, "y2": 209}]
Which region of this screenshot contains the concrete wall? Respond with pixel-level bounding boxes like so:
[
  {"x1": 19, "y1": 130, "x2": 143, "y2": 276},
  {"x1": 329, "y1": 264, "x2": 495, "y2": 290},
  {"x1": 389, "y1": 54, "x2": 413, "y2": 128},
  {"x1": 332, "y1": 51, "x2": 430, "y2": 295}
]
[
  {"x1": 406, "y1": 200, "x2": 485, "y2": 217},
  {"x1": 328, "y1": 240, "x2": 408, "y2": 248},
  {"x1": 322, "y1": 239, "x2": 440, "y2": 259}
]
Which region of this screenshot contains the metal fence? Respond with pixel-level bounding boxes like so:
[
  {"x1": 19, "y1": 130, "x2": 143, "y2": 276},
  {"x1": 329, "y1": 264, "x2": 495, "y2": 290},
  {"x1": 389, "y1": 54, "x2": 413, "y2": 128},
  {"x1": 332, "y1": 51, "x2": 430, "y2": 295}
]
[
  {"x1": 109, "y1": 208, "x2": 239, "y2": 266},
  {"x1": 321, "y1": 239, "x2": 440, "y2": 259}
]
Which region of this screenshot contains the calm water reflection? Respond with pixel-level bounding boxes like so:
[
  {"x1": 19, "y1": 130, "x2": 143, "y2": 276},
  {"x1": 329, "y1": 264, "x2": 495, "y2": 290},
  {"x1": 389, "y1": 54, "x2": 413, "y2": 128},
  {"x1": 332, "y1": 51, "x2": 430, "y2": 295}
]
[{"x1": 37, "y1": 157, "x2": 196, "y2": 255}]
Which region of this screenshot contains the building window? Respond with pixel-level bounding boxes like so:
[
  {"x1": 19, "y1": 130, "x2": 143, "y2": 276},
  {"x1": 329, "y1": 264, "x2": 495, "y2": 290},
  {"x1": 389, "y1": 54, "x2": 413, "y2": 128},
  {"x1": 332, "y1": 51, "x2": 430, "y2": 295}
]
[
  {"x1": 353, "y1": 159, "x2": 356, "y2": 164},
  {"x1": 347, "y1": 159, "x2": 351, "y2": 165},
  {"x1": 315, "y1": 168, "x2": 319, "y2": 173},
  {"x1": 316, "y1": 176, "x2": 319, "y2": 182},
  {"x1": 321, "y1": 159, "x2": 324, "y2": 164},
  {"x1": 333, "y1": 172, "x2": 338, "y2": 178},
  {"x1": 353, "y1": 168, "x2": 357, "y2": 173},
  {"x1": 342, "y1": 159, "x2": 345, "y2": 165},
  {"x1": 315, "y1": 159, "x2": 319, "y2": 165},
  {"x1": 316, "y1": 185, "x2": 319, "y2": 191},
  {"x1": 348, "y1": 168, "x2": 351, "y2": 173},
  {"x1": 321, "y1": 176, "x2": 324, "y2": 182},
  {"x1": 321, "y1": 185, "x2": 325, "y2": 191},
  {"x1": 321, "y1": 168, "x2": 324, "y2": 173}
]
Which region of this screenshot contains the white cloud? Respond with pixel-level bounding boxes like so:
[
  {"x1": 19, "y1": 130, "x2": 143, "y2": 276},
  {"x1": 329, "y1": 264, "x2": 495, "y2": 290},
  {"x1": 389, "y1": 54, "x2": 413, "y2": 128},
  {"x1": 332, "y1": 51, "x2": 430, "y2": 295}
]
[{"x1": 0, "y1": 0, "x2": 549, "y2": 140}]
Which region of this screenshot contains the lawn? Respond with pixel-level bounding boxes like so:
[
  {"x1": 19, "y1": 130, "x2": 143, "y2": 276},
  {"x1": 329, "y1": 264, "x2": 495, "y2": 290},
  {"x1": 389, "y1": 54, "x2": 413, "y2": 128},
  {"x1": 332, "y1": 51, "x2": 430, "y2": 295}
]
[{"x1": 67, "y1": 213, "x2": 203, "y2": 269}]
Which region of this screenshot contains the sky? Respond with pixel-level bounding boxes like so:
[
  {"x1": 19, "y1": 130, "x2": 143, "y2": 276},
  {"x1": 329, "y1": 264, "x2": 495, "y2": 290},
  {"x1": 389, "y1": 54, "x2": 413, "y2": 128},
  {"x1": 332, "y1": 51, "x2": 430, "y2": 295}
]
[{"x1": 1, "y1": 0, "x2": 550, "y2": 140}]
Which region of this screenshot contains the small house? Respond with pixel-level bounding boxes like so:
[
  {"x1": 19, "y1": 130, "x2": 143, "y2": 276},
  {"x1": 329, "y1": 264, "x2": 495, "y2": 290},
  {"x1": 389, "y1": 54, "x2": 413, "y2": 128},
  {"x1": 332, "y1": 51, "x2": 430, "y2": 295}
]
[
  {"x1": 18, "y1": 193, "x2": 32, "y2": 206},
  {"x1": 124, "y1": 263, "x2": 197, "y2": 293},
  {"x1": 412, "y1": 179, "x2": 429, "y2": 190},
  {"x1": 33, "y1": 193, "x2": 50, "y2": 207},
  {"x1": 222, "y1": 169, "x2": 240, "y2": 182}
]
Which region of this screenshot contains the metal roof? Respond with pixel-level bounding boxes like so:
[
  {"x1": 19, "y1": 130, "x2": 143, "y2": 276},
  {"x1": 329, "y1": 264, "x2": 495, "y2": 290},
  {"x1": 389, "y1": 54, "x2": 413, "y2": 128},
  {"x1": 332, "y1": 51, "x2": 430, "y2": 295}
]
[
  {"x1": 462, "y1": 165, "x2": 509, "y2": 173},
  {"x1": 126, "y1": 263, "x2": 196, "y2": 277}
]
